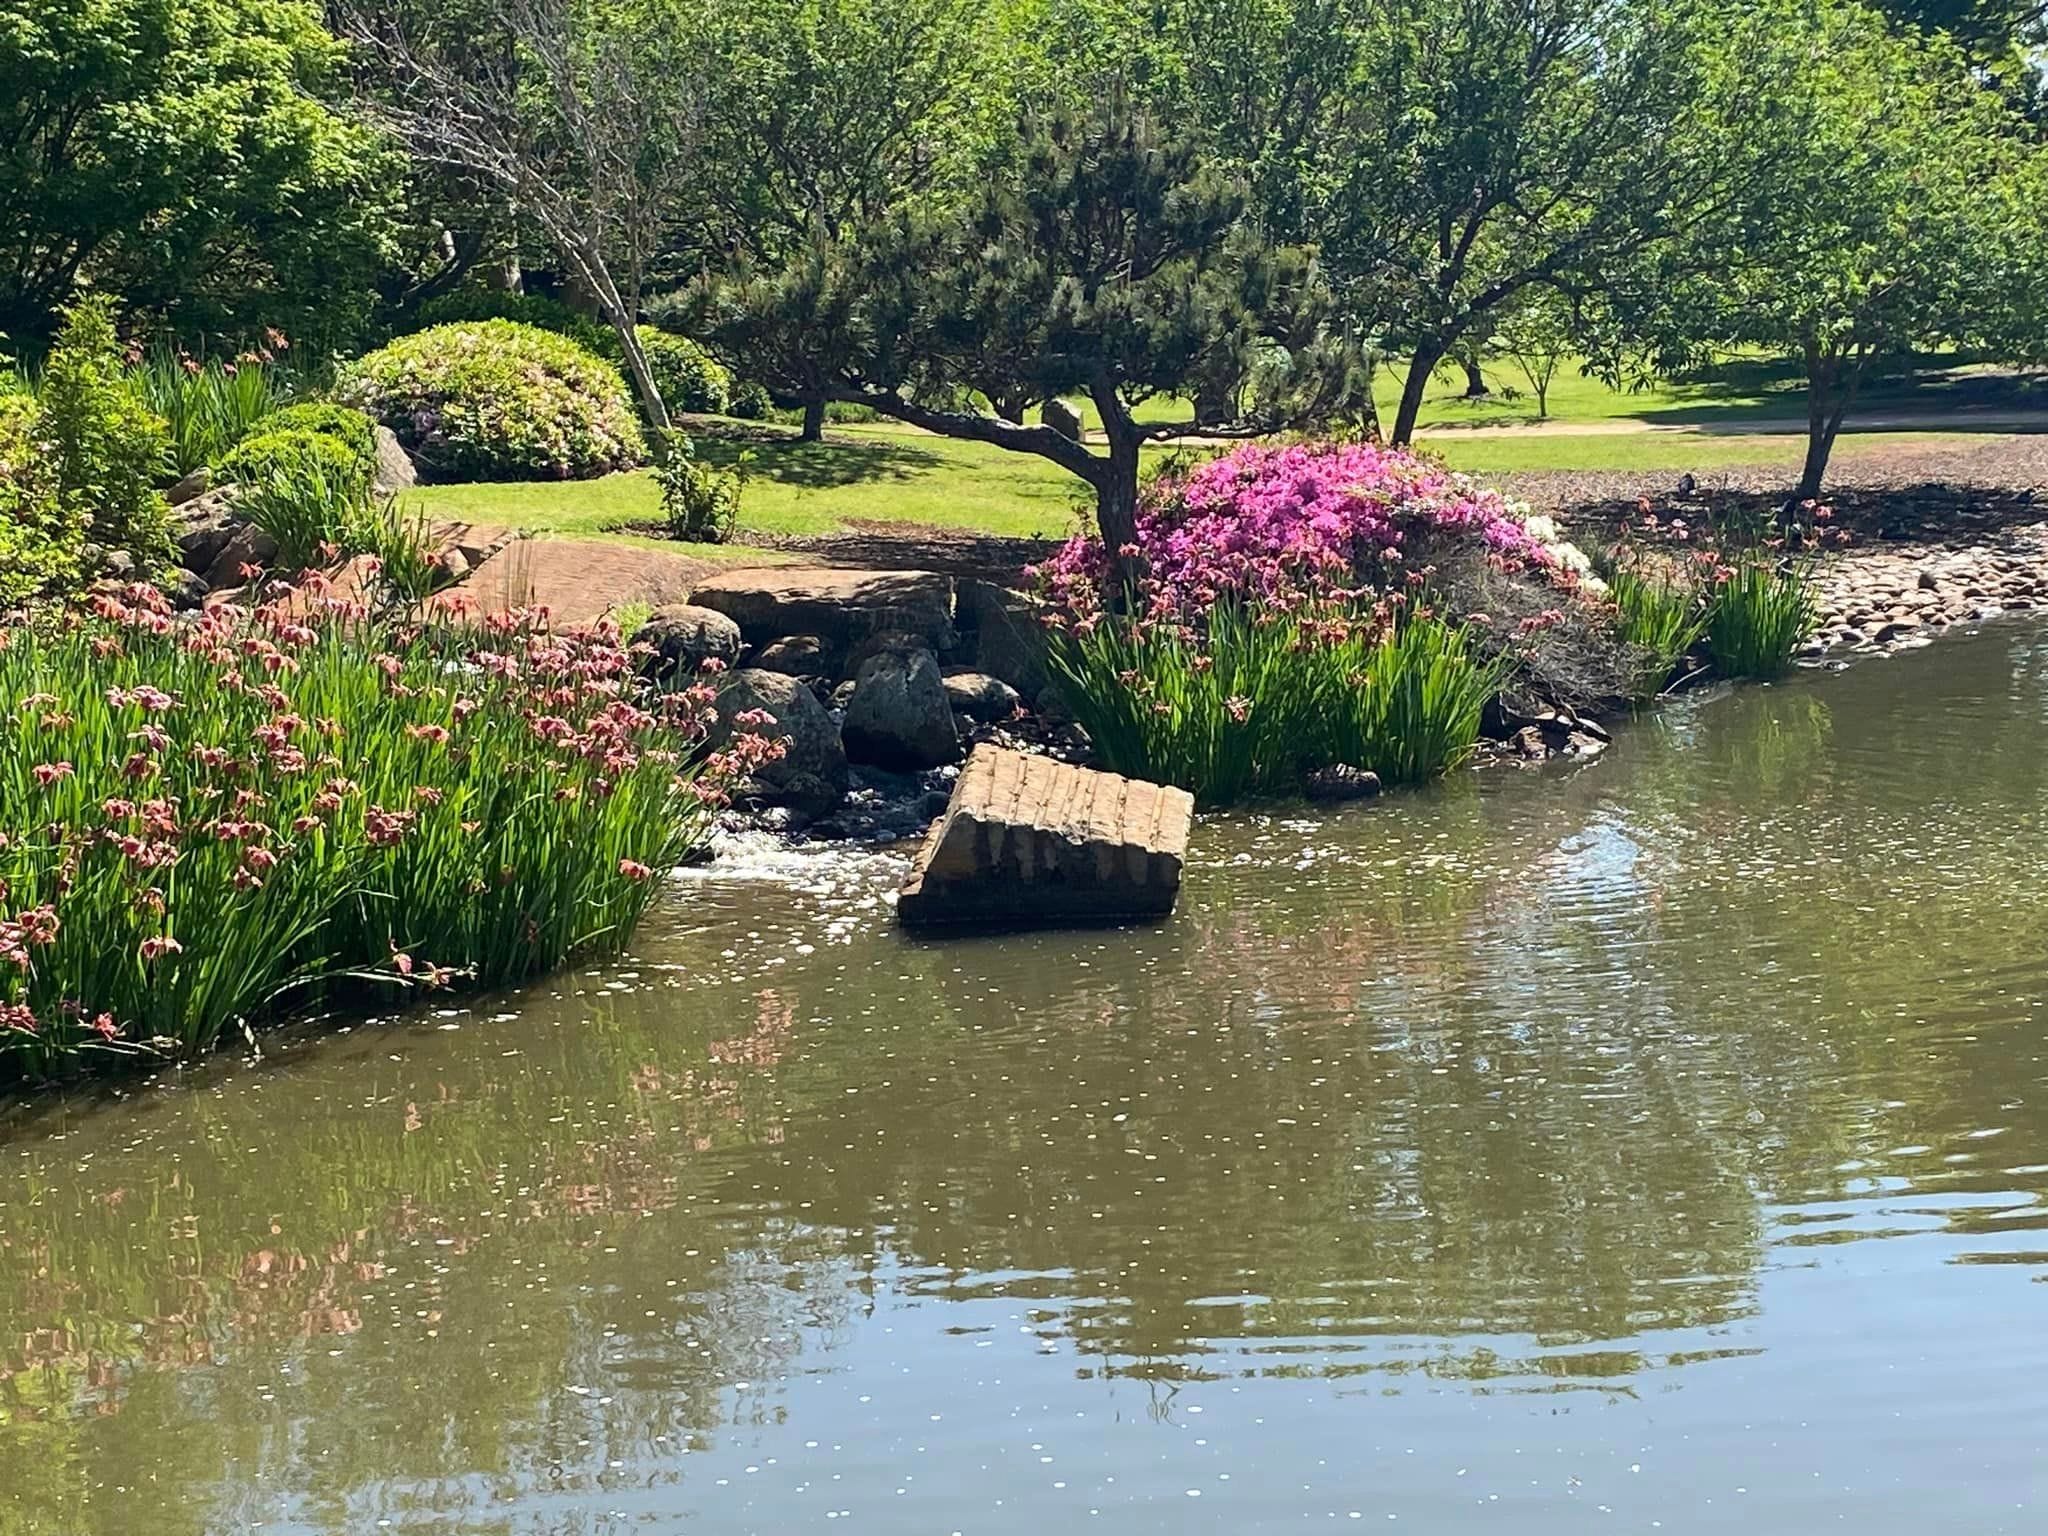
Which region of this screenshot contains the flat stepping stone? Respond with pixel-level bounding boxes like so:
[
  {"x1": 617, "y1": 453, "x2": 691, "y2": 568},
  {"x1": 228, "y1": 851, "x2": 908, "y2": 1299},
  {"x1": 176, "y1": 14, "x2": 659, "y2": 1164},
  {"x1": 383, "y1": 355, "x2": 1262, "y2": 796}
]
[
  {"x1": 897, "y1": 745, "x2": 1193, "y2": 930},
  {"x1": 448, "y1": 538, "x2": 724, "y2": 624},
  {"x1": 689, "y1": 567, "x2": 955, "y2": 649}
]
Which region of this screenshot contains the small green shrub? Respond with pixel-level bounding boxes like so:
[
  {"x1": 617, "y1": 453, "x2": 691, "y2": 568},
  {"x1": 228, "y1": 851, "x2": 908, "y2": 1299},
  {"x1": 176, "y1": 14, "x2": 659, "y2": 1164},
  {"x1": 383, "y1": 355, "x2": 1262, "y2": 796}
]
[
  {"x1": 132, "y1": 348, "x2": 284, "y2": 476},
  {"x1": 655, "y1": 440, "x2": 751, "y2": 542},
  {"x1": 0, "y1": 393, "x2": 82, "y2": 606},
  {"x1": 1705, "y1": 554, "x2": 1818, "y2": 681},
  {"x1": 262, "y1": 402, "x2": 377, "y2": 462},
  {"x1": 219, "y1": 428, "x2": 374, "y2": 569},
  {"x1": 339, "y1": 321, "x2": 645, "y2": 482},
  {"x1": 1049, "y1": 604, "x2": 1499, "y2": 807},
  {"x1": 727, "y1": 379, "x2": 774, "y2": 419},
  {"x1": 1606, "y1": 564, "x2": 1707, "y2": 698},
  {"x1": 627, "y1": 328, "x2": 732, "y2": 415},
  {"x1": 359, "y1": 498, "x2": 445, "y2": 607},
  {"x1": 38, "y1": 299, "x2": 172, "y2": 568}
]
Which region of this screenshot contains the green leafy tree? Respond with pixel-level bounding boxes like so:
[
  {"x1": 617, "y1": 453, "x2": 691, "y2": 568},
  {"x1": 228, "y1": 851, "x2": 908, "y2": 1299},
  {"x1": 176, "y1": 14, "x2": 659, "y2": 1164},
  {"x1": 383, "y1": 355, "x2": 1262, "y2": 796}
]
[
  {"x1": 345, "y1": 0, "x2": 707, "y2": 437},
  {"x1": 1208, "y1": 0, "x2": 1759, "y2": 446},
  {"x1": 690, "y1": 101, "x2": 1361, "y2": 554},
  {"x1": 684, "y1": 0, "x2": 1018, "y2": 438},
  {"x1": 1493, "y1": 289, "x2": 1577, "y2": 419},
  {"x1": 0, "y1": 0, "x2": 392, "y2": 352},
  {"x1": 1608, "y1": 0, "x2": 2043, "y2": 500}
]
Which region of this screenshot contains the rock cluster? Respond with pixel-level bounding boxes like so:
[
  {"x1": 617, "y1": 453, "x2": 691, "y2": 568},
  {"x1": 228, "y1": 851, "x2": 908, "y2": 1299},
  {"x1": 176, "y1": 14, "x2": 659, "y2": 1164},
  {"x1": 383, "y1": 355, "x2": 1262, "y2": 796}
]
[
  {"x1": 1806, "y1": 523, "x2": 2048, "y2": 654},
  {"x1": 643, "y1": 566, "x2": 1063, "y2": 830}
]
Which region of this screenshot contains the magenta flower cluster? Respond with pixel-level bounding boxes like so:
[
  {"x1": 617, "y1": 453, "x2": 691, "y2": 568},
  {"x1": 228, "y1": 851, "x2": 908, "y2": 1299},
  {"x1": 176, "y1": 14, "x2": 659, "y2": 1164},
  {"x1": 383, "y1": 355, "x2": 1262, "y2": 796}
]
[{"x1": 1036, "y1": 442, "x2": 1555, "y2": 626}]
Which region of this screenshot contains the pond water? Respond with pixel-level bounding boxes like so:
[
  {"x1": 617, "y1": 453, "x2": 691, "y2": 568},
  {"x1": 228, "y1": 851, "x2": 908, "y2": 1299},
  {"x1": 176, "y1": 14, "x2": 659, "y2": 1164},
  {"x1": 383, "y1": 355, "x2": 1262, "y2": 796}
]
[{"x1": 5, "y1": 624, "x2": 2048, "y2": 1533}]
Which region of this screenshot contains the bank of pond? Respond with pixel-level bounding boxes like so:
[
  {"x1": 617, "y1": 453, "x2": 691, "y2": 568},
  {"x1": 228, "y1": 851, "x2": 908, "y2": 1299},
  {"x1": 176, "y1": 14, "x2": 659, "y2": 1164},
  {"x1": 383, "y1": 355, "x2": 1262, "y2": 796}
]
[{"x1": 1, "y1": 442, "x2": 1840, "y2": 1086}]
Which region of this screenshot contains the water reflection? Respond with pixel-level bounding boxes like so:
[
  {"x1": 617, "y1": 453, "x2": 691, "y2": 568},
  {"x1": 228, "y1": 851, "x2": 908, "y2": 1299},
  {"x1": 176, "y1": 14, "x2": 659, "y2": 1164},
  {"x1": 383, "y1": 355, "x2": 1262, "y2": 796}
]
[{"x1": 4, "y1": 626, "x2": 2048, "y2": 1532}]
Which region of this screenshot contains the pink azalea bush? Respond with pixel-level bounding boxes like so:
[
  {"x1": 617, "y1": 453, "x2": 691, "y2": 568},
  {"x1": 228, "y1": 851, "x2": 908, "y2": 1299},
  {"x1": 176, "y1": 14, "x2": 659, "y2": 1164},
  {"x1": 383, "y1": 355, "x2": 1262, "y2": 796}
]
[
  {"x1": 1035, "y1": 441, "x2": 1557, "y2": 628},
  {"x1": 0, "y1": 582, "x2": 776, "y2": 1078}
]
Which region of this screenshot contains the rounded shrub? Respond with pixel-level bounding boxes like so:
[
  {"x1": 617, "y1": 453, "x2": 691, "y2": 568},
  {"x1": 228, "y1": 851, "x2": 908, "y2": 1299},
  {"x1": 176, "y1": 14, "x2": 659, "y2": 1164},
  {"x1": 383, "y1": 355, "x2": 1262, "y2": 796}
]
[
  {"x1": 728, "y1": 379, "x2": 774, "y2": 420},
  {"x1": 338, "y1": 321, "x2": 646, "y2": 482},
  {"x1": 631, "y1": 328, "x2": 732, "y2": 416},
  {"x1": 218, "y1": 426, "x2": 372, "y2": 501},
  {"x1": 414, "y1": 289, "x2": 614, "y2": 356},
  {"x1": 261, "y1": 402, "x2": 378, "y2": 463}
]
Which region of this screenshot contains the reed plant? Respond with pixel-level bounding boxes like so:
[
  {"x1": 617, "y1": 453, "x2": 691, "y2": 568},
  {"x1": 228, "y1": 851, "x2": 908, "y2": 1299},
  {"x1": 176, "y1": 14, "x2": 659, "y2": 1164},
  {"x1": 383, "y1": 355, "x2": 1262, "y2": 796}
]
[
  {"x1": 131, "y1": 346, "x2": 285, "y2": 475},
  {"x1": 1606, "y1": 564, "x2": 1708, "y2": 697},
  {"x1": 0, "y1": 585, "x2": 774, "y2": 1079},
  {"x1": 1704, "y1": 552, "x2": 1818, "y2": 681},
  {"x1": 1049, "y1": 602, "x2": 1499, "y2": 807}
]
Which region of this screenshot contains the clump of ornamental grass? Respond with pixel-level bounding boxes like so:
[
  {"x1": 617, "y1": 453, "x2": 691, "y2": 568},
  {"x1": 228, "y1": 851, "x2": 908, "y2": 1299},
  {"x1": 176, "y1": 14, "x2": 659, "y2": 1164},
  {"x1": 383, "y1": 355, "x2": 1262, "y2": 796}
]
[
  {"x1": 1604, "y1": 563, "x2": 1708, "y2": 698},
  {"x1": 131, "y1": 340, "x2": 290, "y2": 476},
  {"x1": 1049, "y1": 600, "x2": 1501, "y2": 807},
  {"x1": 0, "y1": 584, "x2": 779, "y2": 1080},
  {"x1": 1704, "y1": 551, "x2": 1819, "y2": 680}
]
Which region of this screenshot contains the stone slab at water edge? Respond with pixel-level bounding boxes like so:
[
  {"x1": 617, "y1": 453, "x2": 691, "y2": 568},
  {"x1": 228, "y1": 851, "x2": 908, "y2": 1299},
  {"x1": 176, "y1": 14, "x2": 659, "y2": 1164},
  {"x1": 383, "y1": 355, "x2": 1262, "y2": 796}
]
[{"x1": 898, "y1": 746, "x2": 1194, "y2": 930}]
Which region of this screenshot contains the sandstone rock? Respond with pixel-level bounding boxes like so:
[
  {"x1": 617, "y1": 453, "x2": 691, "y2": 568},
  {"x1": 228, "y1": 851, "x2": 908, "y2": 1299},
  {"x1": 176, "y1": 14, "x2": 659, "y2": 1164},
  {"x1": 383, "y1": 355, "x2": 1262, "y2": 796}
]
[
  {"x1": 959, "y1": 579, "x2": 1052, "y2": 701},
  {"x1": 689, "y1": 567, "x2": 955, "y2": 652},
  {"x1": 631, "y1": 603, "x2": 744, "y2": 681},
  {"x1": 943, "y1": 670, "x2": 1022, "y2": 722},
  {"x1": 898, "y1": 745, "x2": 1194, "y2": 929},
  {"x1": 373, "y1": 425, "x2": 418, "y2": 495},
  {"x1": 175, "y1": 488, "x2": 242, "y2": 571},
  {"x1": 457, "y1": 538, "x2": 716, "y2": 624},
  {"x1": 203, "y1": 522, "x2": 279, "y2": 589},
  {"x1": 710, "y1": 668, "x2": 847, "y2": 817},
  {"x1": 435, "y1": 547, "x2": 471, "y2": 587},
  {"x1": 1041, "y1": 398, "x2": 1084, "y2": 442},
  {"x1": 166, "y1": 568, "x2": 210, "y2": 609},
  {"x1": 166, "y1": 467, "x2": 211, "y2": 507},
  {"x1": 753, "y1": 634, "x2": 831, "y2": 675},
  {"x1": 841, "y1": 648, "x2": 960, "y2": 770}
]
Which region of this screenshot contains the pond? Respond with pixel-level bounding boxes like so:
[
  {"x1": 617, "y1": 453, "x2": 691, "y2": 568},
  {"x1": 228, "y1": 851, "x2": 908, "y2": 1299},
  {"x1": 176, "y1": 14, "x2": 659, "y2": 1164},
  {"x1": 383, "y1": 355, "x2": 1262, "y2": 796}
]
[{"x1": 4, "y1": 624, "x2": 2048, "y2": 1533}]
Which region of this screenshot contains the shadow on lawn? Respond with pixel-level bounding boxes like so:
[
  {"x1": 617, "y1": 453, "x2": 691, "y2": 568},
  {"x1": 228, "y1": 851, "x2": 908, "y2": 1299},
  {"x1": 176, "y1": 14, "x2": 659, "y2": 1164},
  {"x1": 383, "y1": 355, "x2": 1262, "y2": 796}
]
[
  {"x1": 1433, "y1": 358, "x2": 2048, "y2": 433},
  {"x1": 689, "y1": 420, "x2": 947, "y2": 489}
]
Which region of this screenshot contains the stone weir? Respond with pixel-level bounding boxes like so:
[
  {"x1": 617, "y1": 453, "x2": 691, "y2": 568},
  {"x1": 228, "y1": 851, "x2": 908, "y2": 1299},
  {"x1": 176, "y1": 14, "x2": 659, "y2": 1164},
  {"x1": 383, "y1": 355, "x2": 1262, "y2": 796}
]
[{"x1": 898, "y1": 745, "x2": 1194, "y2": 930}]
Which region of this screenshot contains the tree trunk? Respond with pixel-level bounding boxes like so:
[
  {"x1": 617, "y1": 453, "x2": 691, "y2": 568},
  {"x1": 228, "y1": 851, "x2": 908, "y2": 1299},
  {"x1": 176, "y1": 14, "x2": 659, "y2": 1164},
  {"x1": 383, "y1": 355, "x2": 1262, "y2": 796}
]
[
  {"x1": 800, "y1": 399, "x2": 826, "y2": 442},
  {"x1": 1798, "y1": 340, "x2": 1855, "y2": 504},
  {"x1": 602, "y1": 306, "x2": 672, "y2": 440},
  {"x1": 1390, "y1": 344, "x2": 1443, "y2": 446},
  {"x1": 1461, "y1": 355, "x2": 1487, "y2": 398},
  {"x1": 1535, "y1": 380, "x2": 1549, "y2": 419},
  {"x1": 1089, "y1": 378, "x2": 1144, "y2": 583}
]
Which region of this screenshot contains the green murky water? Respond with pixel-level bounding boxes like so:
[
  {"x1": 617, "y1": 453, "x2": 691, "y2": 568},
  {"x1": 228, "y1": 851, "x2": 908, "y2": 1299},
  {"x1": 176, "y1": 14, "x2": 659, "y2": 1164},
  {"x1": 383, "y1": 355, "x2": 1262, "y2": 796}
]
[{"x1": 5, "y1": 624, "x2": 2048, "y2": 1533}]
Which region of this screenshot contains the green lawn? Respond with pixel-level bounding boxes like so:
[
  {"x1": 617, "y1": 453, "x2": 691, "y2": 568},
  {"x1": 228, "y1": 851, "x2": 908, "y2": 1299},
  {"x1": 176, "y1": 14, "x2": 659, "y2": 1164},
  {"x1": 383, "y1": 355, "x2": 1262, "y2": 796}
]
[{"x1": 409, "y1": 417, "x2": 1986, "y2": 555}]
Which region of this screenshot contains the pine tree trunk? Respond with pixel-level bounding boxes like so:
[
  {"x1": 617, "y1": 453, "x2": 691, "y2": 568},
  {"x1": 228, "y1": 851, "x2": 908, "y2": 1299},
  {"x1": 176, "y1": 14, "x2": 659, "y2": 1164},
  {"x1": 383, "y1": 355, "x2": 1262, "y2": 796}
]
[{"x1": 800, "y1": 399, "x2": 826, "y2": 442}]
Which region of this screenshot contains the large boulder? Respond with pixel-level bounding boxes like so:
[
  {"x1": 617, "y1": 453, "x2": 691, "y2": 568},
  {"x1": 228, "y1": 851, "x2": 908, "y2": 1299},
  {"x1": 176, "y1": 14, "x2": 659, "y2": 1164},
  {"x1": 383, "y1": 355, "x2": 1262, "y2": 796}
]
[
  {"x1": 373, "y1": 424, "x2": 418, "y2": 496},
  {"x1": 202, "y1": 522, "x2": 280, "y2": 589},
  {"x1": 710, "y1": 668, "x2": 847, "y2": 817},
  {"x1": 175, "y1": 488, "x2": 242, "y2": 572},
  {"x1": 841, "y1": 648, "x2": 960, "y2": 770},
  {"x1": 958, "y1": 579, "x2": 1052, "y2": 703},
  {"x1": 631, "y1": 603, "x2": 743, "y2": 680},
  {"x1": 897, "y1": 745, "x2": 1194, "y2": 929},
  {"x1": 689, "y1": 567, "x2": 956, "y2": 653}
]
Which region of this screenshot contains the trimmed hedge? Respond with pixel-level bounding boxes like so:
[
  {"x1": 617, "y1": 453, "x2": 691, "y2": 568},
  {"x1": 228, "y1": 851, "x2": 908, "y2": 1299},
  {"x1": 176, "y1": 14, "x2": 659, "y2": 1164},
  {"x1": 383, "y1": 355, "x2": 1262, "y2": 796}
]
[{"x1": 338, "y1": 320, "x2": 645, "y2": 482}]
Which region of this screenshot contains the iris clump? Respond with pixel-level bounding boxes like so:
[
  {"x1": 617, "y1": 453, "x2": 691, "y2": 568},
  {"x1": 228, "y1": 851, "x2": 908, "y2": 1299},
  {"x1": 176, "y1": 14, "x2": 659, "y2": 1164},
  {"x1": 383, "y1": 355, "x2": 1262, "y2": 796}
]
[
  {"x1": 1704, "y1": 553, "x2": 1818, "y2": 680},
  {"x1": 0, "y1": 583, "x2": 776, "y2": 1079},
  {"x1": 1040, "y1": 442, "x2": 1541, "y2": 805}
]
